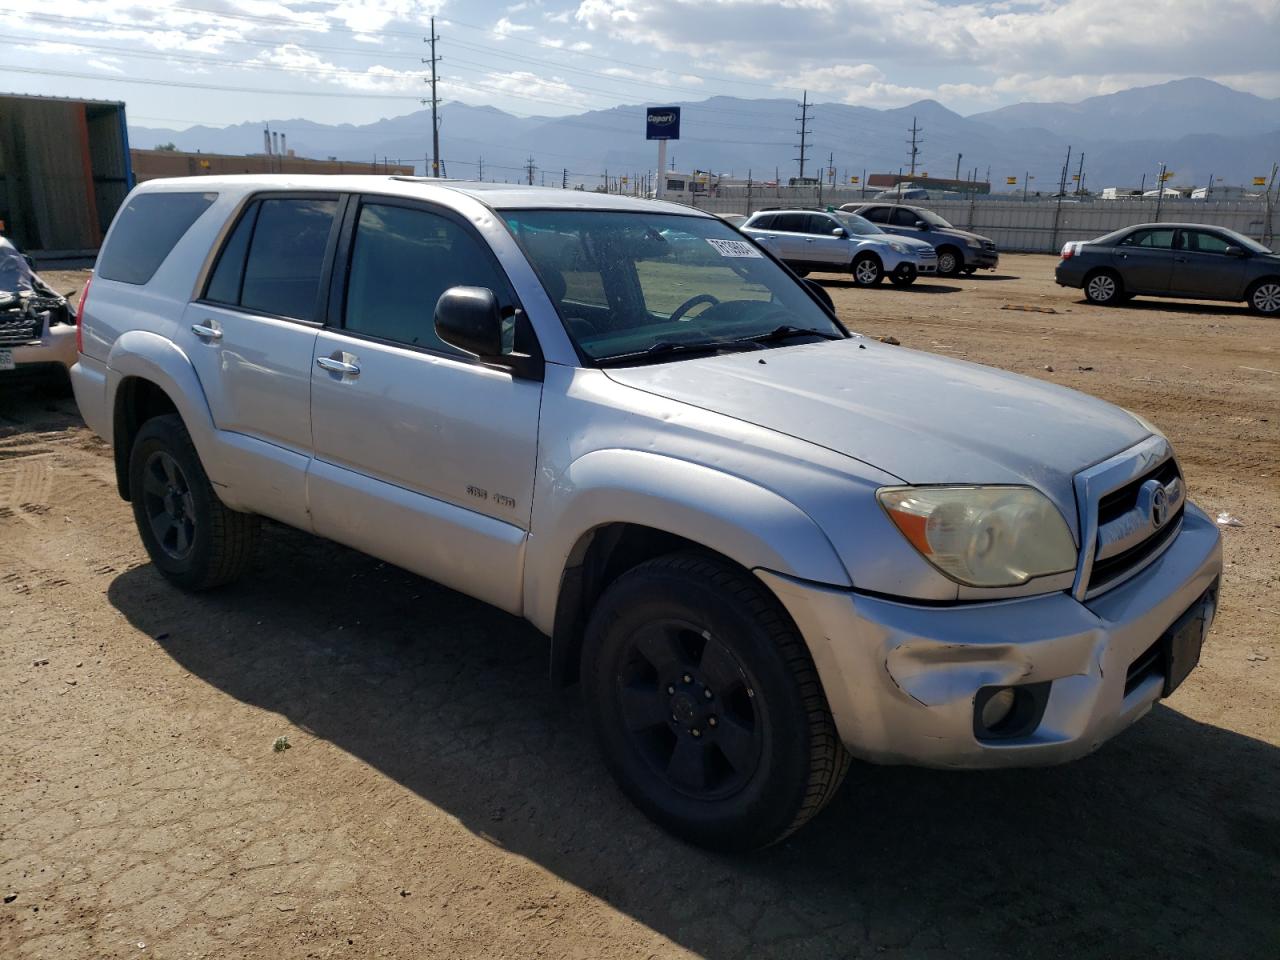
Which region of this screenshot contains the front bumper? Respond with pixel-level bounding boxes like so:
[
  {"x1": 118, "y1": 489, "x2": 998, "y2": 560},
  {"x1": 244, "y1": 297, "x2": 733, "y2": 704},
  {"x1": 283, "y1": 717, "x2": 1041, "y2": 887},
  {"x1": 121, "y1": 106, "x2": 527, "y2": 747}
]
[
  {"x1": 757, "y1": 502, "x2": 1222, "y2": 768},
  {"x1": 6, "y1": 324, "x2": 77, "y2": 370},
  {"x1": 967, "y1": 247, "x2": 999, "y2": 269}
]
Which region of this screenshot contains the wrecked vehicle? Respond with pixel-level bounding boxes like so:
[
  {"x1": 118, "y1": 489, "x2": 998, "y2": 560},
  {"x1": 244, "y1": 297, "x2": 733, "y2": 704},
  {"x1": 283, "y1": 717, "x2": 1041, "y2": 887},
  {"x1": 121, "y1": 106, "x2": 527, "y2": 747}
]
[
  {"x1": 0, "y1": 236, "x2": 76, "y2": 374},
  {"x1": 71, "y1": 177, "x2": 1222, "y2": 851}
]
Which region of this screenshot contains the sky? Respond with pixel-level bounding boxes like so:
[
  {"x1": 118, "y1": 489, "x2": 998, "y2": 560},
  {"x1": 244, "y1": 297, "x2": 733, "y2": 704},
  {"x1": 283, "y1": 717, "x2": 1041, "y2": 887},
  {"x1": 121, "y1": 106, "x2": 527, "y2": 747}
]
[{"x1": 1, "y1": 0, "x2": 1278, "y2": 131}]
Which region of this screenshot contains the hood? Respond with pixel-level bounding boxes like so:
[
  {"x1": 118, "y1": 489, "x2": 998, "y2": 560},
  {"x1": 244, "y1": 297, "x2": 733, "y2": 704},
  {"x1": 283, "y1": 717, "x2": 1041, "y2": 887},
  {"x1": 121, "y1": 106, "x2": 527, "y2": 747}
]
[
  {"x1": 603, "y1": 338, "x2": 1149, "y2": 529},
  {"x1": 936, "y1": 225, "x2": 990, "y2": 244},
  {"x1": 871, "y1": 233, "x2": 933, "y2": 251}
]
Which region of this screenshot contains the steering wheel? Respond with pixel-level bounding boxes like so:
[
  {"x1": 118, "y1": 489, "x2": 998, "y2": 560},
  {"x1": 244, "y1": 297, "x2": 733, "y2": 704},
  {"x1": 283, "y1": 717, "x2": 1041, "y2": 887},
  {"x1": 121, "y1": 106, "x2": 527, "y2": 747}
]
[{"x1": 669, "y1": 293, "x2": 720, "y2": 323}]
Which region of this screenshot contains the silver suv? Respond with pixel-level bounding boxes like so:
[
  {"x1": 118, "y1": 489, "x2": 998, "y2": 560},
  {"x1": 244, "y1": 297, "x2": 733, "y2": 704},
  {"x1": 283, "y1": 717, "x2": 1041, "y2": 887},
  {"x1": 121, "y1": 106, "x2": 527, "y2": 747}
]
[
  {"x1": 72, "y1": 176, "x2": 1221, "y2": 851},
  {"x1": 741, "y1": 209, "x2": 937, "y2": 286}
]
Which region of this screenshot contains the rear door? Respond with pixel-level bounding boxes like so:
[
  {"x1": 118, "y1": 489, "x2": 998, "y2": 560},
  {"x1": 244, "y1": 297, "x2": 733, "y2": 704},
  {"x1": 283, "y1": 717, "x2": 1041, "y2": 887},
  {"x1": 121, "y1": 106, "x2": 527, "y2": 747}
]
[
  {"x1": 770, "y1": 212, "x2": 812, "y2": 265},
  {"x1": 307, "y1": 196, "x2": 542, "y2": 614},
  {"x1": 1113, "y1": 227, "x2": 1175, "y2": 293},
  {"x1": 182, "y1": 193, "x2": 341, "y2": 529},
  {"x1": 1171, "y1": 229, "x2": 1248, "y2": 299}
]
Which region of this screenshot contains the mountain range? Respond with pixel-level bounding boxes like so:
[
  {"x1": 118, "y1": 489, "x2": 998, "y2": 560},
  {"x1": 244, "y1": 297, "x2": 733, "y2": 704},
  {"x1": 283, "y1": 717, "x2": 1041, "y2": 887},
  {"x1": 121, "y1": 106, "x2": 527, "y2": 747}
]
[{"x1": 129, "y1": 78, "x2": 1280, "y2": 191}]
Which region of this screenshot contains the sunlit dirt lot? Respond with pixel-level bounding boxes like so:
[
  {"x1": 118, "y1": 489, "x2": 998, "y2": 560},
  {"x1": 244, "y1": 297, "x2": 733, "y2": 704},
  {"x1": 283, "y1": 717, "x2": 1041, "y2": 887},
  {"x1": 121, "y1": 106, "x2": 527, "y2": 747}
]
[{"x1": 2, "y1": 256, "x2": 1277, "y2": 959}]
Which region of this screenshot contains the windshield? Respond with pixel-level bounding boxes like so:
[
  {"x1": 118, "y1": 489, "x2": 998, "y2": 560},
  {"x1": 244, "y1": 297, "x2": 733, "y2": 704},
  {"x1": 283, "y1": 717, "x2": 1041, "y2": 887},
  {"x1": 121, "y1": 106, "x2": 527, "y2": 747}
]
[
  {"x1": 1218, "y1": 228, "x2": 1273, "y2": 254},
  {"x1": 832, "y1": 212, "x2": 882, "y2": 236},
  {"x1": 502, "y1": 210, "x2": 846, "y2": 363},
  {"x1": 918, "y1": 209, "x2": 953, "y2": 228}
]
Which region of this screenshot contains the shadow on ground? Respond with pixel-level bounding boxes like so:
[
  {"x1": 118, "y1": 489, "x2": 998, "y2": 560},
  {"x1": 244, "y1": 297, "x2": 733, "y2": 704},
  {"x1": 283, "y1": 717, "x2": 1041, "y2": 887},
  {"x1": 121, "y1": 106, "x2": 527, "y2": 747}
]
[
  {"x1": 109, "y1": 526, "x2": 1280, "y2": 959},
  {"x1": 1077, "y1": 296, "x2": 1260, "y2": 318},
  {"x1": 817, "y1": 277, "x2": 964, "y2": 295}
]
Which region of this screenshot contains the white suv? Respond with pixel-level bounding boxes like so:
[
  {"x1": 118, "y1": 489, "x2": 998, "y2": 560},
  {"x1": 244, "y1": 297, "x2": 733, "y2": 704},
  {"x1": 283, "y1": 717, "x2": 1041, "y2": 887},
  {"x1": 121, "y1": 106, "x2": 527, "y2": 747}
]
[{"x1": 72, "y1": 176, "x2": 1221, "y2": 851}]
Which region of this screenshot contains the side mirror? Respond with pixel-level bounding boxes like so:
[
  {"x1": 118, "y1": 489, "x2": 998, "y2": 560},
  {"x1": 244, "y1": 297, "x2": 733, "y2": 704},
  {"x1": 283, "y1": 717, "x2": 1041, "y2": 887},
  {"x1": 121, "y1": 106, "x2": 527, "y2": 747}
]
[
  {"x1": 1224, "y1": 245, "x2": 1248, "y2": 258},
  {"x1": 831, "y1": 227, "x2": 846, "y2": 238},
  {"x1": 913, "y1": 220, "x2": 928, "y2": 229},
  {"x1": 435, "y1": 286, "x2": 502, "y2": 357}
]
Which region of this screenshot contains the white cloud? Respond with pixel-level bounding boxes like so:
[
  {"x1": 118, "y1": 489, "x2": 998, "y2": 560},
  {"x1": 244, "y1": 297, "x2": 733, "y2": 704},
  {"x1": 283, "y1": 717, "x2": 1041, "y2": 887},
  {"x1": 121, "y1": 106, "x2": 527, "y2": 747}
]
[{"x1": 494, "y1": 16, "x2": 534, "y2": 36}]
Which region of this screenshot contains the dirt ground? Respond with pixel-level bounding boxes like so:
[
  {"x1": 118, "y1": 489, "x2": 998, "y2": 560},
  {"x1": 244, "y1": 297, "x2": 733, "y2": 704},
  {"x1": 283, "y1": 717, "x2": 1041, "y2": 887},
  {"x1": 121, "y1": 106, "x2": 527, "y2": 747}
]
[{"x1": 2, "y1": 256, "x2": 1278, "y2": 959}]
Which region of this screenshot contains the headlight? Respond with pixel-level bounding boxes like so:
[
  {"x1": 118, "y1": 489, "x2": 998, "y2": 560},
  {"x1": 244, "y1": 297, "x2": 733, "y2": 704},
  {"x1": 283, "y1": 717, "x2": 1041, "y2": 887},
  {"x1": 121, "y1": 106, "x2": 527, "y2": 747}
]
[
  {"x1": 878, "y1": 486, "x2": 1077, "y2": 587},
  {"x1": 888, "y1": 241, "x2": 909, "y2": 254},
  {"x1": 964, "y1": 237, "x2": 982, "y2": 249}
]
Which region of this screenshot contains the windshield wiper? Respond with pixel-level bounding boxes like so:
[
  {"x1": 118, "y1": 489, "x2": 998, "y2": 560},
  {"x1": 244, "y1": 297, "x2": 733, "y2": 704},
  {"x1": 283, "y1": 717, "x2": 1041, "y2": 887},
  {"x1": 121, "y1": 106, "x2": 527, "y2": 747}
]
[
  {"x1": 735, "y1": 324, "x2": 844, "y2": 346},
  {"x1": 594, "y1": 338, "x2": 756, "y2": 367}
]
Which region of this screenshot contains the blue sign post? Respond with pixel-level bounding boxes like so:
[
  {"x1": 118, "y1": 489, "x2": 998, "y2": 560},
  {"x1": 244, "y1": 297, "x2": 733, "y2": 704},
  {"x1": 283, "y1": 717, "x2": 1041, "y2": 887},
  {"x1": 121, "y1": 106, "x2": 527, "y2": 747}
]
[{"x1": 647, "y1": 107, "x2": 680, "y2": 200}]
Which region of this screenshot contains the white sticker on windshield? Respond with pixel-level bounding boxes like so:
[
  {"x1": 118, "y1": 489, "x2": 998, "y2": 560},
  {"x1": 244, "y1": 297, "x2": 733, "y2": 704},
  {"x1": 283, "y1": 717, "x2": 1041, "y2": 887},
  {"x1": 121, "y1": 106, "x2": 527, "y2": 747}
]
[{"x1": 705, "y1": 238, "x2": 762, "y2": 258}]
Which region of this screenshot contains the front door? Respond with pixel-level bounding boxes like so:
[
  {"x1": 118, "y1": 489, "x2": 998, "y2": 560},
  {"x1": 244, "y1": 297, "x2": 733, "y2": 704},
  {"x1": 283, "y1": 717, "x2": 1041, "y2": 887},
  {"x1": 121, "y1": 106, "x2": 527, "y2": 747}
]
[
  {"x1": 801, "y1": 214, "x2": 852, "y2": 268},
  {"x1": 1171, "y1": 229, "x2": 1248, "y2": 299},
  {"x1": 308, "y1": 197, "x2": 542, "y2": 614},
  {"x1": 181, "y1": 194, "x2": 340, "y2": 529},
  {"x1": 1113, "y1": 227, "x2": 1175, "y2": 293}
]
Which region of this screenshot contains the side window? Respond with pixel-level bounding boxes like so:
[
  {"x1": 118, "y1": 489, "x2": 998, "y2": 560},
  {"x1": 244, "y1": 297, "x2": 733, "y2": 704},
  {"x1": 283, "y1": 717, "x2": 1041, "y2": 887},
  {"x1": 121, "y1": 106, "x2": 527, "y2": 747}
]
[
  {"x1": 1185, "y1": 231, "x2": 1230, "y2": 254},
  {"x1": 805, "y1": 214, "x2": 836, "y2": 234},
  {"x1": 891, "y1": 207, "x2": 920, "y2": 227},
  {"x1": 861, "y1": 207, "x2": 888, "y2": 223},
  {"x1": 204, "y1": 203, "x2": 258, "y2": 305},
  {"x1": 774, "y1": 213, "x2": 808, "y2": 233},
  {"x1": 1120, "y1": 229, "x2": 1174, "y2": 250},
  {"x1": 750, "y1": 214, "x2": 775, "y2": 230},
  {"x1": 239, "y1": 198, "x2": 338, "y2": 320},
  {"x1": 343, "y1": 202, "x2": 513, "y2": 354},
  {"x1": 98, "y1": 192, "x2": 216, "y2": 285}
]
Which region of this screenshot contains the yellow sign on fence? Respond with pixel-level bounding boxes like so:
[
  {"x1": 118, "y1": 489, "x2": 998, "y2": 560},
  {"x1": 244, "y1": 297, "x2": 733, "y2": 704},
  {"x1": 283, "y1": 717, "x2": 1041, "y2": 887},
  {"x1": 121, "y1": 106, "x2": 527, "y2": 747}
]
[
  {"x1": 1254, "y1": 176, "x2": 1269, "y2": 186},
  {"x1": 1006, "y1": 176, "x2": 1018, "y2": 185},
  {"x1": 850, "y1": 176, "x2": 860, "y2": 183}
]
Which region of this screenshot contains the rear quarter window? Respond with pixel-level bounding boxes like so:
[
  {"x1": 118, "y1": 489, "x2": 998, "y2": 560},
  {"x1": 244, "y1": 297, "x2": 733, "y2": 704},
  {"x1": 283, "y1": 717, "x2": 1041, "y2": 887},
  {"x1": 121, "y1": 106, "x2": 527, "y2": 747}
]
[{"x1": 97, "y1": 192, "x2": 216, "y2": 285}]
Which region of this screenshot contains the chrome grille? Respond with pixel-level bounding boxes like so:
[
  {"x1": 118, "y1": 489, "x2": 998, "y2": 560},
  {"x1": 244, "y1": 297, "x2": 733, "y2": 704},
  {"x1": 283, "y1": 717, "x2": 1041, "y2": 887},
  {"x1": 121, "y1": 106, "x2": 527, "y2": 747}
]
[
  {"x1": 1072, "y1": 437, "x2": 1184, "y2": 599},
  {"x1": 0, "y1": 314, "x2": 41, "y2": 347}
]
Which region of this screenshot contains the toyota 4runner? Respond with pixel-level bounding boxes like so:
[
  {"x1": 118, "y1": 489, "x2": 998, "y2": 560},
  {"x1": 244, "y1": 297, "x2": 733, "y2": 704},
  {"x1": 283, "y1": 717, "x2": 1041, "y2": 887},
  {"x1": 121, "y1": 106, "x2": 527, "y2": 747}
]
[{"x1": 72, "y1": 176, "x2": 1222, "y2": 851}]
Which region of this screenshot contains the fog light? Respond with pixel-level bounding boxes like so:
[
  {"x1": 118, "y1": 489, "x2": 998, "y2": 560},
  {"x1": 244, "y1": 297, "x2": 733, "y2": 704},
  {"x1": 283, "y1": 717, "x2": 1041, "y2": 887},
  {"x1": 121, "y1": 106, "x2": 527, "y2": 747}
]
[{"x1": 980, "y1": 688, "x2": 1017, "y2": 730}]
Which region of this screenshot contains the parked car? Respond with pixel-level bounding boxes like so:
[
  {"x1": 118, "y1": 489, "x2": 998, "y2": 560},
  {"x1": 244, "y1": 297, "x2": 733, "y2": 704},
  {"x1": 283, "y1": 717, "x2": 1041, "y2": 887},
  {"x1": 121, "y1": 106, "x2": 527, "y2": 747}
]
[
  {"x1": 740, "y1": 209, "x2": 937, "y2": 286},
  {"x1": 1056, "y1": 223, "x2": 1280, "y2": 314},
  {"x1": 73, "y1": 177, "x2": 1221, "y2": 851},
  {"x1": 844, "y1": 202, "x2": 999, "y2": 276},
  {"x1": 0, "y1": 235, "x2": 77, "y2": 375}
]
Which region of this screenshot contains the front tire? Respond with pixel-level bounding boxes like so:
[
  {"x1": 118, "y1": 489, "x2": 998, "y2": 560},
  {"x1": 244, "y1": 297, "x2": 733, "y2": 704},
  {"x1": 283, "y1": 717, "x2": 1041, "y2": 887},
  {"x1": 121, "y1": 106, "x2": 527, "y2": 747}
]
[
  {"x1": 1247, "y1": 278, "x2": 1280, "y2": 316},
  {"x1": 852, "y1": 254, "x2": 883, "y2": 287},
  {"x1": 1084, "y1": 269, "x2": 1124, "y2": 305},
  {"x1": 582, "y1": 553, "x2": 849, "y2": 852},
  {"x1": 889, "y1": 273, "x2": 917, "y2": 287},
  {"x1": 936, "y1": 246, "x2": 962, "y2": 277},
  {"x1": 129, "y1": 414, "x2": 259, "y2": 590}
]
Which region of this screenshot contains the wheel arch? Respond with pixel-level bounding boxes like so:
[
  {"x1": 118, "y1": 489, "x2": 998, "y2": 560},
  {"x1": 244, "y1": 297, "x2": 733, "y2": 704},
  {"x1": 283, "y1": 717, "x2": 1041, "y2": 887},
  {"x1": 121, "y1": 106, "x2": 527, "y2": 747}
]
[
  {"x1": 107, "y1": 331, "x2": 218, "y2": 501},
  {"x1": 533, "y1": 450, "x2": 852, "y2": 685},
  {"x1": 1246, "y1": 274, "x2": 1280, "y2": 312}
]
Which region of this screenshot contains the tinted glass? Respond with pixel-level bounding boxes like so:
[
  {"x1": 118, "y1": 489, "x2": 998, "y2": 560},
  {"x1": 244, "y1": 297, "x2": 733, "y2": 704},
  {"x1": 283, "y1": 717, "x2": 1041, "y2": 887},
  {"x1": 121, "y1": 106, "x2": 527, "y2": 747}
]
[
  {"x1": 204, "y1": 203, "x2": 258, "y2": 304},
  {"x1": 773, "y1": 213, "x2": 808, "y2": 232},
  {"x1": 891, "y1": 207, "x2": 921, "y2": 227},
  {"x1": 751, "y1": 214, "x2": 775, "y2": 229},
  {"x1": 806, "y1": 214, "x2": 837, "y2": 234},
  {"x1": 240, "y1": 198, "x2": 337, "y2": 320},
  {"x1": 98, "y1": 192, "x2": 216, "y2": 285},
  {"x1": 1121, "y1": 229, "x2": 1175, "y2": 249},
  {"x1": 832, "y1": 212, "x2": 881, "y2": 235},
  {"x1": 1184, "y1": 231, "x2": 1231, "y2": 254},
  {"x1": 861, "y1": 207, "x2": 888, "y2": 223},
  {"x1": 503, "y1": 210, "x2": 843, "y2": 363},
  {"x1": 344, "y1": 203, "x2": 511, "y2": 352}
]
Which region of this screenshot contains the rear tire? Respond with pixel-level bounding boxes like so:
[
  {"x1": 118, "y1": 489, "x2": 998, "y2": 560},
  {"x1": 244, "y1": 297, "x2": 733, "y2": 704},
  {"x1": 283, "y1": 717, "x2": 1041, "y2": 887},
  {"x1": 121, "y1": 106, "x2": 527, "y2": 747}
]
[
  {"x1": 581, "y1": 552, "x2": 849, "y2": 852},
  {"x1": 1084, "y1": 269, "x2": 1124, "y2": 305},
  {"x1": 129, "y1": 414, "x2": 259, "y2": 590},
  {"x1": 852, "y1": 254, "x2": 883, "y2": 287},
  {"x1": 1247, "y1": 278, "x2": 1280, "y2": 316}
]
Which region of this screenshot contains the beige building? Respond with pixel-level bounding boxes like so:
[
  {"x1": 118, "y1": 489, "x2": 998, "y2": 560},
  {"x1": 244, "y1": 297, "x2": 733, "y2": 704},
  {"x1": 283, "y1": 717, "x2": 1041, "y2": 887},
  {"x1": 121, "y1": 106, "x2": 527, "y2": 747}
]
[{"x1": 131, "y1": 149, "x2": 414, "y2": 182}]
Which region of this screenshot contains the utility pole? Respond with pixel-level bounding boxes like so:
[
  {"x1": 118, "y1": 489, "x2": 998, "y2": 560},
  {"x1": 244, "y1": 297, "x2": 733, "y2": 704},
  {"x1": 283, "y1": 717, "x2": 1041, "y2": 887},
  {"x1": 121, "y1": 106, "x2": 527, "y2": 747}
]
[
  {"x1": 794, "y1": 90, "x2": 812, "y2": 182},
  {"x1": 562, "y1": 168, "x2": 568, "y2": 189},
  {"x1": 955, "y1": 152, "x2": 962, "y2": 181},
  {"x1": 907, "y1": 116, "x2": 922, "y2": 176},
  {"x1": 1023, "y1": 171, "x2": 1031, "y2": 202},
  {"x1": 525, "y1": 156, "x2": 536, "y2": 186},
  {"x1": 828, "y1": 151, "x2": 835, "y2": 188},
  {"x1": 1075, "y1": 152, "x2": 1085, "y2": 195},
  {"x1": 1154, "y1": 161, "x2": 1167, "y2": 221},
  {"x1": 422, "y1": 17, "x2": 442, "y2": 177},
  {"x1": 477, "y1": 156, "x2": 483, "y2": 181}
]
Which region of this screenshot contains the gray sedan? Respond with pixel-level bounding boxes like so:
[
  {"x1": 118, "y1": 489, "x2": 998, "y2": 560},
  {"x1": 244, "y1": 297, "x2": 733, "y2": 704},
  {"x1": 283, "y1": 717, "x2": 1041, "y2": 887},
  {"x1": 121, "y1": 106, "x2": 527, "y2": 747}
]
[{"x1": 1055, "y1": 223, "x2": 1280, "y2": 315}]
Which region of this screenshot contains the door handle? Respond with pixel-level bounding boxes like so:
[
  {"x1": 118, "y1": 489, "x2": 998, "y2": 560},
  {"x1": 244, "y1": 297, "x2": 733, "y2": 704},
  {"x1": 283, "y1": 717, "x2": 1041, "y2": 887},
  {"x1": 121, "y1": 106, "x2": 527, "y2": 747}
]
[
  {"x1": 1175, "y1": 256, "x2": 1188, "y2": 263},
  {"x1": 190, "y1": 321, "x2": 222, "y2": 341},
  {"x1": 316, "y1": 355, "x2": 360, "y2": 376}
]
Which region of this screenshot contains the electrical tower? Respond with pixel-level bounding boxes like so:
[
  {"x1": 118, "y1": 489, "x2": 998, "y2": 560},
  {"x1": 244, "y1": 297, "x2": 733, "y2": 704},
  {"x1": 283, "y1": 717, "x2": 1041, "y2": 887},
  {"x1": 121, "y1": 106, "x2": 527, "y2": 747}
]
[
  {"x1": 525, "y1": 156, "x2": 536, "y2": 186},
  {"x1": 906, "y1": 117, "x2": 922, "y2": 176},
  {"x1": 421, "y1": 18, "x2": 442, "y2": 177},
  {"x1": 795, "y1": 91, "x2": 812, "y2": 182}
]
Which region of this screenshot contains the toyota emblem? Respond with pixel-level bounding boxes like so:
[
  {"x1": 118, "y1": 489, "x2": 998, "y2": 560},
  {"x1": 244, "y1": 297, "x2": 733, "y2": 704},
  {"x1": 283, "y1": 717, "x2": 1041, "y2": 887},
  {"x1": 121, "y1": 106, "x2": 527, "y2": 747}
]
[{"x1": 1150, "y1": 484, "x2": 1170, "y2": 528}]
